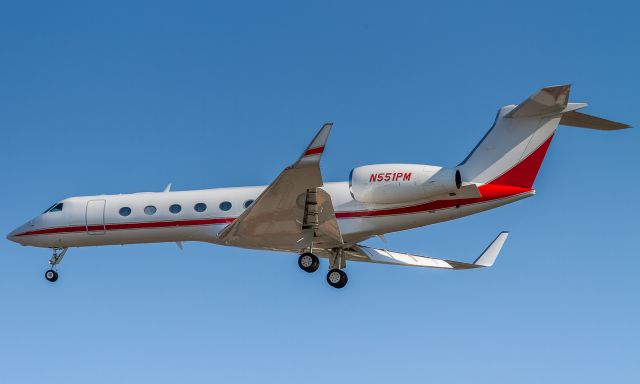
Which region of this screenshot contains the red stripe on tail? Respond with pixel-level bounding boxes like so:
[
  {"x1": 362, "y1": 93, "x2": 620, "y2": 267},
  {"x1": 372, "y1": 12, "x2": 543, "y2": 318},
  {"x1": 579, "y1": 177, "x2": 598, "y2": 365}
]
[{"x1": 489, "y1": 134, "x2": 554, "y2": 188}]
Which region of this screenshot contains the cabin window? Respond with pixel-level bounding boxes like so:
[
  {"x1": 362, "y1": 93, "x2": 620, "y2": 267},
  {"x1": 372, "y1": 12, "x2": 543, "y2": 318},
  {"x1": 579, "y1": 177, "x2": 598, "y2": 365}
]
[
  {"x1": 119, "y1": 207, "x2": 132, "y2": 216},
  {"x1": 43, "y1": 203, "x2": 63, "y2": 213},
  {"x1": 169, "y1": 204, "x2": 182, "y2": 214},
  {"x1": 243, "y1": 199, "x2": 254, "y2": 209},
  {"x1": 144, "y1": 205, "x2": 157, "y2": 215},
  {"x1": 219, "y1": 201, "x2": 232, "y2": 211},
  {"x1": 194, "y1": 203, "x2": 207, "y2": 212}
]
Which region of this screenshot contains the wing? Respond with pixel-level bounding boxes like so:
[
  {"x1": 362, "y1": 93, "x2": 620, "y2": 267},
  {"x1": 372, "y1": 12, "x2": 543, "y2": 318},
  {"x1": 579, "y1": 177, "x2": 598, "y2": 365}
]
[
  {"x1": 218, "y1": 123, "x2": 343, "y2": 251},
  {"x1": 343, "y1": 232, "x2": 509, "y2": 270}
]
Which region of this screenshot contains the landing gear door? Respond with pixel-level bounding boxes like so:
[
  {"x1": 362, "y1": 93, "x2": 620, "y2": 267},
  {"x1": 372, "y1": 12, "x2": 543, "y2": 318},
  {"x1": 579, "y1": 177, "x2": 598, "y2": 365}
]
[{"x1": 86, "y1": 199, "x2": 106, "y2": 235}]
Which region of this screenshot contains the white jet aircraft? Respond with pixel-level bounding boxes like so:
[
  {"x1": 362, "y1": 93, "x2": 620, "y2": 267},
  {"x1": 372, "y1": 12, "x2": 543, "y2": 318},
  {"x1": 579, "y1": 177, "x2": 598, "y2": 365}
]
[{"x1": 7, "y1": 85, "x2": 630, "y2": 288}]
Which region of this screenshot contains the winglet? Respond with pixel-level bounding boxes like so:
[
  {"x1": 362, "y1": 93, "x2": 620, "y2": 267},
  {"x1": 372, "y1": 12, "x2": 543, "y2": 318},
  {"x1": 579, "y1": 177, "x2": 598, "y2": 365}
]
[
  {"x1": 473, "y1": 231, "x2": 509, "y2": 267},
  {"x1": 293, "y1": 123, "x2": 333, "y2": 167}
]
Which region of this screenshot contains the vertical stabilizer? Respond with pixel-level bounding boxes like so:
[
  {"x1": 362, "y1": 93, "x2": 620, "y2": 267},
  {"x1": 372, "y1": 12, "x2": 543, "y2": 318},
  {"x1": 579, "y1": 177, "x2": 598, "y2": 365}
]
[
  {"x1": 458, "y1": 85, "x2": 569, "y2": 188},
  {"x1": 458, "y1": 84, "x2": 630, "y2": 188}
]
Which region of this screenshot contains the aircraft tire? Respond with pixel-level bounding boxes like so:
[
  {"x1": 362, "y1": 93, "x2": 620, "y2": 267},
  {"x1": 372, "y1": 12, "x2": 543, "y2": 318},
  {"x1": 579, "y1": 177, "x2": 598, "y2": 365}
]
[
  {"x1": 298, "y1": 253, "x2": 320, "y2": 273},
  {"x1": 326, "y1": 269, "x2": 348, "y2": 289},
  {"x1": 45, "y1": 269, "x2": 58, "y2": 282}
]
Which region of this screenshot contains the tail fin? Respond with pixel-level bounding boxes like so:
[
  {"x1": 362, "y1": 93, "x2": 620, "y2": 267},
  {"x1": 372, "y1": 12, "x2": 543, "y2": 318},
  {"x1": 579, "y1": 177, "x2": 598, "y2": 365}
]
[{"x1": 458, "y1": 85, "x2": 630, "y2": 189}]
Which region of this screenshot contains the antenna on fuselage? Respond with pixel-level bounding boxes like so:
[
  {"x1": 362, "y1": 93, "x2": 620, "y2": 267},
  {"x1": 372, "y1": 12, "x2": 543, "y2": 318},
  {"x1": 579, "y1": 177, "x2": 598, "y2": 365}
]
[{"x1": 163, "y1": 183, "x2": 172, "y2": 192}]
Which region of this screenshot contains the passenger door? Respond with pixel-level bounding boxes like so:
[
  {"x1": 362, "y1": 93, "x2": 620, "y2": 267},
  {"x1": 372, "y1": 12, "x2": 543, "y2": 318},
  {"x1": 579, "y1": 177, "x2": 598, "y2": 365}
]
[{"x1": 86, "y1": 199, "x2": 106, "y2": 235}]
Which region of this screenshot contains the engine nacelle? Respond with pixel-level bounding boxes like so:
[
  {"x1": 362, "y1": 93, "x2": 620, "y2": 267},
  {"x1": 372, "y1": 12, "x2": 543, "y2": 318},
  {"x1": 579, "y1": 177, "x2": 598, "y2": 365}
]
[{"x1": 349, "y1": 164, "x2": 461, "y2": 204}]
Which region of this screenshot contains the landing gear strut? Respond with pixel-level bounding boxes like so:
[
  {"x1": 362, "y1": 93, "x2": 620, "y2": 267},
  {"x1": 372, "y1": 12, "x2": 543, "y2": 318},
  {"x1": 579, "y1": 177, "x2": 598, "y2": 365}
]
[
  {"x1": 45, "y1": 247, "x2": 67, "y2": 283},
  {"x1": 327, "y1": 248, "x2": 348, "y2": 289}
]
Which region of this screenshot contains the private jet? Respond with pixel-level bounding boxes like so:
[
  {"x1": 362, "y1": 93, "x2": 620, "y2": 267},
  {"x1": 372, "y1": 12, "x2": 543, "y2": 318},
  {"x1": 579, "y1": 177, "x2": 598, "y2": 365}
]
[{"x1": 7, "y1": 85, "x2": 630, "y2": 288}]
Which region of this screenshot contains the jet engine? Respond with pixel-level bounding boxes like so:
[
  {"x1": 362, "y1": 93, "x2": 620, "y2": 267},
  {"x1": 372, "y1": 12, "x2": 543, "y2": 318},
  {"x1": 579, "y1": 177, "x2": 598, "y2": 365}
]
[{"x1": 349, "y1": 164, "x2": 462, "y2": 204}]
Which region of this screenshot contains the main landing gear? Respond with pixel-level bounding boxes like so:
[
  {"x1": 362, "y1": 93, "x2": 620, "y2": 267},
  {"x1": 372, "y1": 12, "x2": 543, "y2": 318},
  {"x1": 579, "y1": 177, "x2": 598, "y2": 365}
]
[
  {"x1": 298, "y1": 252, "x2": 320, "y2": 273},
  {"x1": 297, "y1": 248, "x2": 349, "y2": 289},
  {"x1": 45, "y1": 247, "x2": 67, "y2": 283},
  {"x1": 326, "y1": 269, "x2": 348, "y2": 289}
]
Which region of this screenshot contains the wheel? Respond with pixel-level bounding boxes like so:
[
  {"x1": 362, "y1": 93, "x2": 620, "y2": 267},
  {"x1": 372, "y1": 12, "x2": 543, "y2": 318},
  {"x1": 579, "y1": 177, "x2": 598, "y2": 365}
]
[
  {"x1": 326, "y1": 269, "x2": 348, "y2": 289},
  {"x1": 45, "y1": 269, "x2": 58, "y2": 282},
  {"x1": 298, "y1": 252, "x2": 320, "y2": 273}
]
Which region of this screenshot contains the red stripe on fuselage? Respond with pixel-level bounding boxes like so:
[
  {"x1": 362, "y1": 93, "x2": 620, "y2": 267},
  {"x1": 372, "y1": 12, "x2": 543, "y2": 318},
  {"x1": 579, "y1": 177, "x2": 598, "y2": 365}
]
[{"x1": 15, "y1": 217, "x2": 235, "y2": 237}]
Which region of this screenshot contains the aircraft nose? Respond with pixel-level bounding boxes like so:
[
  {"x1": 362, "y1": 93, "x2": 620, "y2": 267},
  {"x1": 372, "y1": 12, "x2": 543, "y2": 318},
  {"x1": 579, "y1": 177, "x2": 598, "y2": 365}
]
[
  {"x1": 7, "y1": 218, "x2": 39, "y2": 245},
  {"x1": 7, "y1": 223, "x2": 29, "y2": 244},
  {"x1": 6, "y1": 228, "x2": 19, "y2": 243}
]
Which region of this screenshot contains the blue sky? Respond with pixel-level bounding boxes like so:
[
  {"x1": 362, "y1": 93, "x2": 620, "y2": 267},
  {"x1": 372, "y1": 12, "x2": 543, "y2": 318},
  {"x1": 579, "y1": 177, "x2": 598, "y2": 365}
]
[{"x1": 1, "y1": 1, "x2": 638, "y2": 383}]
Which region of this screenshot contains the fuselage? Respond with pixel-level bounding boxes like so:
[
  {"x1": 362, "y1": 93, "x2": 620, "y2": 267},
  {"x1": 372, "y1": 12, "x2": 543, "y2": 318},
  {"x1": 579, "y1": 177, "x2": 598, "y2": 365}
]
[{"x1": 7, "y1": 181, "x2": 533, "y2": 252}]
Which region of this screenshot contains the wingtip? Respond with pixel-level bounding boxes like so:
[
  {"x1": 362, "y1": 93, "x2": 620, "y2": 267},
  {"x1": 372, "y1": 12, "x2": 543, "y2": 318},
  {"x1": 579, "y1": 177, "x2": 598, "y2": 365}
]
[
  {"x1": 292, "y1": 122, "x2": 335, "y2": 167},
  {"x1": 321, "y1": 122, "x2": 334, "y2": 132},
  {"x1": 473, "y1": 231, "x2": 509, "y2": 267}
]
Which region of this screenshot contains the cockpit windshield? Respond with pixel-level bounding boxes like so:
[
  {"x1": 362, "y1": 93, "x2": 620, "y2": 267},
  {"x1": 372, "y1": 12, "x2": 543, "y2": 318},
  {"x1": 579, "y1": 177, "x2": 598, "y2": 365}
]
[{"x1": 43, "y1": 203, "x2": 64, "y2": 213}]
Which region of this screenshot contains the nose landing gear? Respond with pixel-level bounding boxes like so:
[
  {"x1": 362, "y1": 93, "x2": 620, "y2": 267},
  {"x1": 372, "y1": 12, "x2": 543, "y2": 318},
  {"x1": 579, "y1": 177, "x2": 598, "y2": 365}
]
[
  {"x1": 45, "y1": 269, "x2": 58, "y2": 282},
  {"x1": 45, "y1": 247, "x2": 67, "y2": 283}
]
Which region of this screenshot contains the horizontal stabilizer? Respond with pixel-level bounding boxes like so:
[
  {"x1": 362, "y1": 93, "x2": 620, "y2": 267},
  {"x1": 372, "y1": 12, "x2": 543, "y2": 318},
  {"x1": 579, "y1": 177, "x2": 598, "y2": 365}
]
[
  {"x1": 506, "y1": 85, "x2": 571, "y2": 118},
  {"x1": 344, "y1": 231, "x2": 509, "y2": 270},
  {"x1": 560, "y1": 110, "x2": 631, "y2": 130}
]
